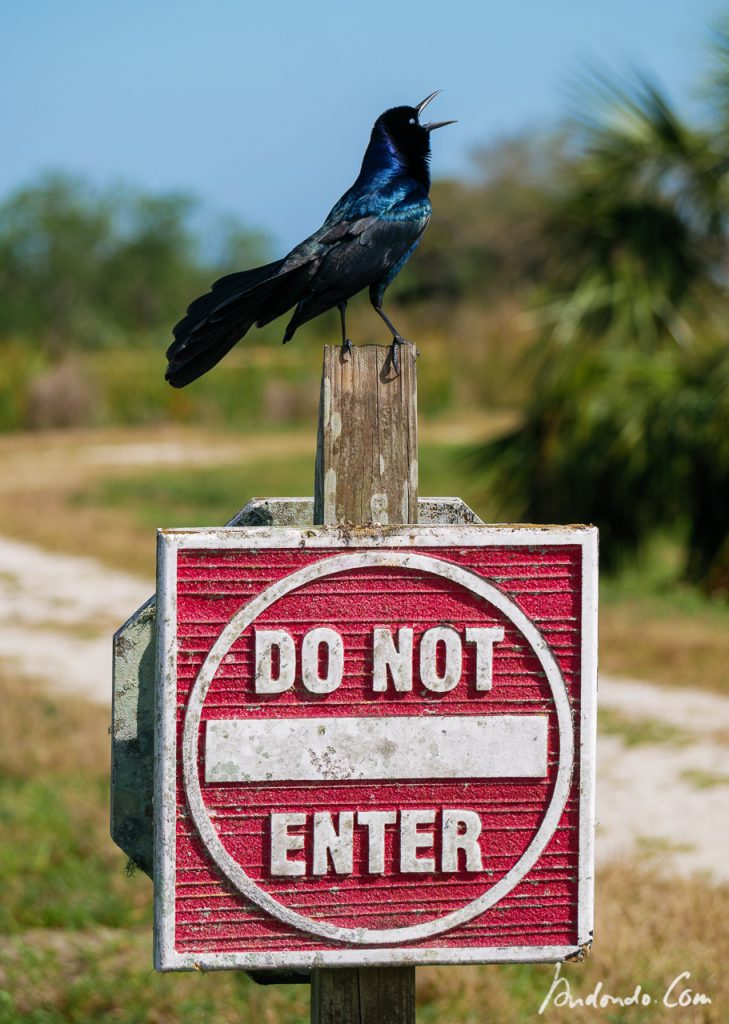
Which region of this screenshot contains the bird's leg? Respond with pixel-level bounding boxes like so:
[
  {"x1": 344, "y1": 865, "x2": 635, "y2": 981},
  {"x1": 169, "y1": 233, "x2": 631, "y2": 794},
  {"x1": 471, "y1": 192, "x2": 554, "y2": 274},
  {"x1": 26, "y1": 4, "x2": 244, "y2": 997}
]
[
  {"x1": 338, "y1": 302, "x2": 352, "y2": 360},
  {"x1": 373, "y1": 302, "x2": 407, "y2": 374}
]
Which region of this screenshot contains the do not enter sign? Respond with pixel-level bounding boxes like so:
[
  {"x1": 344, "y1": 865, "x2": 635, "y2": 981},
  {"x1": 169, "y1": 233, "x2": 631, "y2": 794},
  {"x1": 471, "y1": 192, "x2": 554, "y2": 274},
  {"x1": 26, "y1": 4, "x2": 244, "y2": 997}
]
[{"x1": 155, "y1": 525, "x2": 597, "y2": 971}]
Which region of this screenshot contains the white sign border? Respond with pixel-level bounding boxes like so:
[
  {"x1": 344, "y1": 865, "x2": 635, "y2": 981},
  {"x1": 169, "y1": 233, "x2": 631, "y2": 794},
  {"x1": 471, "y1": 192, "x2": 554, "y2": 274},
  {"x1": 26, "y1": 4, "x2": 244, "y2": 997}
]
[
  {"x1": 182, "y1": 551, "x2": 573, "y2": 943},
  {"x1": 155, "y1": 524, "x2": 598, "y2": 971}
]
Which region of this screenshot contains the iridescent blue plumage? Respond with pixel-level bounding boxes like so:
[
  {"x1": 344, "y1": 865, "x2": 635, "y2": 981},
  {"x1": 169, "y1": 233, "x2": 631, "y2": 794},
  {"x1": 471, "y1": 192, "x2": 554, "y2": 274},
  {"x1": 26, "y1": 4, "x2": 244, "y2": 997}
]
[{"x1": 166, "y1": 93, "x2": 454, "y2": 386}]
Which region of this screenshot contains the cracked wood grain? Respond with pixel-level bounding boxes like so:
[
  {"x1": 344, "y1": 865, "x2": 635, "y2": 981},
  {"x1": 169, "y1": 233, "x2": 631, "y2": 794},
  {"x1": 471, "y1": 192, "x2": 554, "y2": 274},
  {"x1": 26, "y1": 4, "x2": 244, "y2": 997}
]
[
  {"x1": 311, "y1": 967, "x2": 416, "y2": 1024},
  {"x1": 312, "y1": 343, "x2": 417, "y2": 1020},
  {"x1": 314, "y1": 343, "x2": 418, "y2": 528}
]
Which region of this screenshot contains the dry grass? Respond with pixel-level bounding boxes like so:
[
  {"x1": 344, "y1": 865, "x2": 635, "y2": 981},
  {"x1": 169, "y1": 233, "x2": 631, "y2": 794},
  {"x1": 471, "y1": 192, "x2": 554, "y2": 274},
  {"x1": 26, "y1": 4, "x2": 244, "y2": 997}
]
[
  {"x1": 0, "y1": 671, "x2": 109, "y2": 781},
  {"x1": 416, "y1": 862, "x2": 728, "y2": 1023},
  {"x1": 0, "y1": 483, "x2": 155, "y2": 581},
  {"x1": 0, "y1": 483, "x2": 158, "y2": 577},
  {"x1": 599, "y1": 603, "x2": 729, "y2": 694},
  {"x1": 0, "y1": 928, "x2": 309, "y2": 1024},
  {"x1": 2, "y1": 423, "x2": 729, "y2": 694},
  {"x1": 0, "y1": 416, "x2": 511, "y2": 579},
  {"x1": 0, "y1": 424, "x2": 316, "y2": 577},
  {"x1": 2, "y1": 867, "x2": 726, "y2": 1023}
]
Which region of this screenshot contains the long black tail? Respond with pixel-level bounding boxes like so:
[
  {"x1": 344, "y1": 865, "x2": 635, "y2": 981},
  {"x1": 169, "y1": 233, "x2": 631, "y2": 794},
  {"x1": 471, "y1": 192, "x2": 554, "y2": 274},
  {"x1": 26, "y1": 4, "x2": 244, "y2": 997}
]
[{"x1": 165, "y1": 259, "x2": 307, "y2": 387}]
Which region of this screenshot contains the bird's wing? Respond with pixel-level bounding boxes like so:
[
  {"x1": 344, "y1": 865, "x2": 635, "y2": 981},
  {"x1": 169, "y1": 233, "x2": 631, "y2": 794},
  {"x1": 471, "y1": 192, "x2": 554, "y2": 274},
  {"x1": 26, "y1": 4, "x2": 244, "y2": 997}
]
[
  {"x1": 309, "y1": 208, "x2": 430, "y2": 303},
  {"x1": 316, "y1": 214, "x2": 380, "y2": 245},
  {"x1": 279, "y1": 210, "x2": 429, "y2": 338}
]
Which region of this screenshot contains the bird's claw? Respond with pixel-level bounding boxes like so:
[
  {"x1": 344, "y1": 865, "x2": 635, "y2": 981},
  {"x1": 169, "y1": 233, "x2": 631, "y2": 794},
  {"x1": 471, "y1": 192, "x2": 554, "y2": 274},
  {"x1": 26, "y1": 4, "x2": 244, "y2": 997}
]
[
  {"x1": 341, "y1": 338, "x2": 353, "y2": 361},
  {"x1": 390, "y1": 335, "x2": 406, "y2": 374}
]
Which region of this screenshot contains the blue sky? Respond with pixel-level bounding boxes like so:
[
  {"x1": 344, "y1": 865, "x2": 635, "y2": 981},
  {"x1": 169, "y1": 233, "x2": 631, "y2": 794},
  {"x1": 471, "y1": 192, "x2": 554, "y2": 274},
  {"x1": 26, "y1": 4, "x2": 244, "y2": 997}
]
[{"x1": 1, "y1": 0, "x2": 724, "y2": 250}]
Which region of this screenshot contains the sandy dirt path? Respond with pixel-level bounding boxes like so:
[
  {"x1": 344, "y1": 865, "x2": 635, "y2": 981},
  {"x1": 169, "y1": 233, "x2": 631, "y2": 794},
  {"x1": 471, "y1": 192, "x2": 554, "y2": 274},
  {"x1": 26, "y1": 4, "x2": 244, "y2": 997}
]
[{"x1": 1, "y1": 533, "x2": 727, "y2": 882}]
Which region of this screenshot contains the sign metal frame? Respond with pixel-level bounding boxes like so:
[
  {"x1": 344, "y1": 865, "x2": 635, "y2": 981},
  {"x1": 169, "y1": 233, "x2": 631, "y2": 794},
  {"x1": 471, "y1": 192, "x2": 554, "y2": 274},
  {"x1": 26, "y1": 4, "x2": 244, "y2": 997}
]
[{"x1": 155, "y1": 524, "x2": 598, "y2": 972}]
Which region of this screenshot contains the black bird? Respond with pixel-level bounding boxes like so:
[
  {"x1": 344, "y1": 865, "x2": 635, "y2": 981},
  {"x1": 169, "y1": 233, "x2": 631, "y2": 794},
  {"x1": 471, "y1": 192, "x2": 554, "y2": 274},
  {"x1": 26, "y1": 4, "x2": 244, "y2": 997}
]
[{"x1": 165, "y1": 92, "x2": 455, "y2": 386}]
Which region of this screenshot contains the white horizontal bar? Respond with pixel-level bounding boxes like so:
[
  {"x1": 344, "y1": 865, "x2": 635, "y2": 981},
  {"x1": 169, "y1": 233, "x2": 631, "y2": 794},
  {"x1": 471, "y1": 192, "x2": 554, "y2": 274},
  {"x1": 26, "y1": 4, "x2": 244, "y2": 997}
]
[{"x1": 205, "y1": 715, "x2": 547, "y2": 783}]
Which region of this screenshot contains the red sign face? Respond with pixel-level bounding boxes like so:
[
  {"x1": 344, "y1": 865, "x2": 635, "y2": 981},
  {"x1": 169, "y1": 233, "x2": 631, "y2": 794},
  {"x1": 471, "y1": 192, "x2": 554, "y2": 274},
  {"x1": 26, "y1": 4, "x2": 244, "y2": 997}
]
[{"x1": 155, "y1": 525, "x2": 597, "y2": 971}]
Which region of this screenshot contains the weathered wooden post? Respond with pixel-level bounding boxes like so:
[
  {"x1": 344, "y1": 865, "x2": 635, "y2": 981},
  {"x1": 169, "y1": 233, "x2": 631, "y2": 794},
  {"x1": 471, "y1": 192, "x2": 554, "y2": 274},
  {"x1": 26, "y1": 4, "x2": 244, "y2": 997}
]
[
  {"x1": 314, "y1": 344, "x2": 418, "y2": 528},
  {"x1": 311, "y1": 342, "x2": 418, "y2": 1024},
  {"x1": 113, "y1": 341, "x2": 598, "y2": 1023}
]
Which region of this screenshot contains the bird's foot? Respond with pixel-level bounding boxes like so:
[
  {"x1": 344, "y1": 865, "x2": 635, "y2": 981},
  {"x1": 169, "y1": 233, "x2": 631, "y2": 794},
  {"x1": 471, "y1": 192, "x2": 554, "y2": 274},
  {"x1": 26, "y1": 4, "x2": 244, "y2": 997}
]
[
  {"x1": 390, "y1": 335, "x2": 407, "y2": 374},
  {"x1": 340, "y1": 338, "x2": 353, "y2": 361}
]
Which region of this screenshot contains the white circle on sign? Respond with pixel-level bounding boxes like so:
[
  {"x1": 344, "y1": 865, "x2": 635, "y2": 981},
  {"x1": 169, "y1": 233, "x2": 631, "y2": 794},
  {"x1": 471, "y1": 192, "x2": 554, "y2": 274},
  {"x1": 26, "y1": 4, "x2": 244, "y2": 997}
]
[{"x1": 181, "y1": 550, "x2": 574, "y2": 946}]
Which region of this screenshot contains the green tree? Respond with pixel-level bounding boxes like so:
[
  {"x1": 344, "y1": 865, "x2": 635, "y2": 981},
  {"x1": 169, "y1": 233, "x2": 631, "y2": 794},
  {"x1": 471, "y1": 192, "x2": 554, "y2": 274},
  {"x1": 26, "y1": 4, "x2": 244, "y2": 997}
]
[
  {"x1": 393, "y1": 133, "x2": 572, "y2": 305},
  {"x1": 473, "y1": 28, "x2": 729, "y2": 591},
  {"x1": 0, "y1": 174, "x2": 116, "y2": 350},
  {"x1": 0, "y1": 173, "x2": 269, "y2": 350}
]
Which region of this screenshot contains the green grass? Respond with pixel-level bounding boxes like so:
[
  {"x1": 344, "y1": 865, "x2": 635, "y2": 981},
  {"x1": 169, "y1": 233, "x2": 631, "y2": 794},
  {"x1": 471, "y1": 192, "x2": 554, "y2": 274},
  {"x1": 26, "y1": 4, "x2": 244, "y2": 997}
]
[
  {"x1": 598, "y1": 708, "x2": 693, "y2": 748},
  {"x1": 635, "y1": 835, "x2": 696, "y2": 856},
  {"x1": 681, "y1": 769, "x2": 729, "y2": 789},
  {"x1": 0, "y1": 932, "x2": 309, "y2": 1024},
  {"x1": 600, "y1": 532, "x2": 729, "y2": 625},
  {"x1": 0, "y1": 776, "x2": 148, "y2": 933},
  {"x1": 71, "y1": 442, "x2": 488, "y2": 531},
  {"x1": 0, "y1": 678, "x2": 150, "y2": 938}
]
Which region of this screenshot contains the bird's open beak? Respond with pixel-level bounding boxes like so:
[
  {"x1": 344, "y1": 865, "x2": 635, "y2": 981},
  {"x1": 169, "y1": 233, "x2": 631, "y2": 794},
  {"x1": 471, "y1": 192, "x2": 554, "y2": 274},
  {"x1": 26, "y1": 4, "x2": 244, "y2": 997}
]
[
  {"x1": 415, "y1": 90, "x2": 457, "y2": 132},
  {"x1": 423, "y1": 119, "x2": 457, "y2": 131}
]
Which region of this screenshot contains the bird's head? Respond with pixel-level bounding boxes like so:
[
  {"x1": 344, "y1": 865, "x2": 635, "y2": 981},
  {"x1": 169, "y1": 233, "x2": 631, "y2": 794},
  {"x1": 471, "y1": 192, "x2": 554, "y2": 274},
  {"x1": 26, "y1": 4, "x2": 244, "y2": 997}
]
[{"x1": 365, "y1": 91, "x2": 456, "y2": 188}]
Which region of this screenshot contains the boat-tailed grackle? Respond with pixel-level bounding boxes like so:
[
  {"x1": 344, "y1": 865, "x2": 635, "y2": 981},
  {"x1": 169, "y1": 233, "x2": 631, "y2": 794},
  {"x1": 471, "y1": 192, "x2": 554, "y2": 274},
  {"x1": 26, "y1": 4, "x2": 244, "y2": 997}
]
[{"x1": 165, "y1": 92, "x2": 455, "y2": 385}]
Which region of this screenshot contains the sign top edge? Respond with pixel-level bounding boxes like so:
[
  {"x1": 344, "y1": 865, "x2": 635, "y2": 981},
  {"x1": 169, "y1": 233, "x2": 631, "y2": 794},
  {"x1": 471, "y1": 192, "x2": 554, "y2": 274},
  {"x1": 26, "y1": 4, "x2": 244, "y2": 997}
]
[{"x1": 157, "y1": 523, "x2": 598, "y2": 549}]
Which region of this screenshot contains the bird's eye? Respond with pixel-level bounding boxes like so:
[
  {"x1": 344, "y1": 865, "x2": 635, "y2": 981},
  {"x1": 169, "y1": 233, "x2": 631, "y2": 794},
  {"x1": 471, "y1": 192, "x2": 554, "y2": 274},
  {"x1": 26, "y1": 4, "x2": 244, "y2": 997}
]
[{"x1": 408, "y1": 117, "x2": 416, "y2": 125}]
